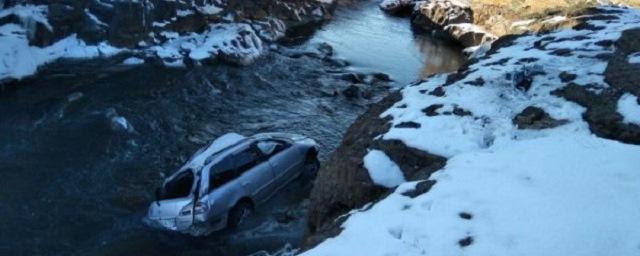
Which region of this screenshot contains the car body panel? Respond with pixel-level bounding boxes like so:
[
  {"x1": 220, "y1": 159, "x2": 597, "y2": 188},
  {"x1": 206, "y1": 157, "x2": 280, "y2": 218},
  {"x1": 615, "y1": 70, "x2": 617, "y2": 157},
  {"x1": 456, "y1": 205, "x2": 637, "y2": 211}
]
[{"x1": 145, "y1": 132, "x2": 317, "y2": 235}]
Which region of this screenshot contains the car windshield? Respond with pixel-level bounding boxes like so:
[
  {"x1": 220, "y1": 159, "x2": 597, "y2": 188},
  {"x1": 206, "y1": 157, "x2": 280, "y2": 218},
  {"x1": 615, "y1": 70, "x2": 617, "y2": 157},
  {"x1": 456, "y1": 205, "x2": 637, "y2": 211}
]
[{"x1": 158, "y1": 170, "x2": 194, "y2": 200}]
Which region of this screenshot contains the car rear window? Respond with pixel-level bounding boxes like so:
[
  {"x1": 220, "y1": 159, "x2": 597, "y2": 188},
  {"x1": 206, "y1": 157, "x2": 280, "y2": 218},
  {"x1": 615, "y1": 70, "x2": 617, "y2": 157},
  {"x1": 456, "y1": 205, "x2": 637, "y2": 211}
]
[{"x1": 160, "y1": 171, "x2": 194, "y2": 200}]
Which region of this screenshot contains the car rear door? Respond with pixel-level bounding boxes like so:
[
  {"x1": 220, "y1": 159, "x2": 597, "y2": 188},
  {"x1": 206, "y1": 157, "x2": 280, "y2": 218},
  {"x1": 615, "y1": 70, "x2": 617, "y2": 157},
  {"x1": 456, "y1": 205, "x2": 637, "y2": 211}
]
[
  {"x1": 232, "y1": 144, "x2": 276, "y2": 203},
  {"x1": 265, "y1": 140, "x2": 302, "y2": 188}
]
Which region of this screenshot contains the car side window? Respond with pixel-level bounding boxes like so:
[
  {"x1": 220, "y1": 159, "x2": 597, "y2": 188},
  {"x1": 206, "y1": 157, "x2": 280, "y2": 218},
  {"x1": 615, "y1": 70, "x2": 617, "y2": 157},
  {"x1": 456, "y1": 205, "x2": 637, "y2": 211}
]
[
  {"x1": 208, "y1": 146, "x2": 264, "y2": 192},
  {"x1": 233, "y1": 146, "x2": 262, "y2": 176},
  {"x1": 208, "y1": 156, "x2": 236, "y2": 192}
]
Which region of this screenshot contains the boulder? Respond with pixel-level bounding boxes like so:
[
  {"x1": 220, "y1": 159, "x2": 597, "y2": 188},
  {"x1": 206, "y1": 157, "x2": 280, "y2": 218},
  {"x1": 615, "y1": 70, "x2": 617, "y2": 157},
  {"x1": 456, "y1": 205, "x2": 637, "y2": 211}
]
[
  {"x1": 379, "y1": 0, "x2": 414, "y2": 16},
  {"x1": 512, "y1": 106, "x2": 567, "y2": 130},
  {"x1": 444, "y1": 23, "x2": 496, "y2": 47},
  {"x1": 412, "y1": 0, "x2": 473, "y2": 31}
]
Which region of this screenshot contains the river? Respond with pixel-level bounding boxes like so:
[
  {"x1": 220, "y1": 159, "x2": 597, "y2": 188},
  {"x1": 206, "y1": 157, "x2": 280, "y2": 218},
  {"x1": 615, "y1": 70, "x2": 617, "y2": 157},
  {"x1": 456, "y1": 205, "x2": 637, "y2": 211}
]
[{"x1": 0, "y1": 1, "x2": 463, "y2": 255}]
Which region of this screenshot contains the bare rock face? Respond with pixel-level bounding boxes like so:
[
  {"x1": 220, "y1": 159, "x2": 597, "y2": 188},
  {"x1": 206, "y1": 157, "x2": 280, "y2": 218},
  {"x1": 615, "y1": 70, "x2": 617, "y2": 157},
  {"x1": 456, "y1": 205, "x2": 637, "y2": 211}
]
[
  {"x1": 303, "y1": 91, "x2": 447, "y2": 249},
  {"x1": 412, "y1": 0, "x2": 473, "y2": 30}
]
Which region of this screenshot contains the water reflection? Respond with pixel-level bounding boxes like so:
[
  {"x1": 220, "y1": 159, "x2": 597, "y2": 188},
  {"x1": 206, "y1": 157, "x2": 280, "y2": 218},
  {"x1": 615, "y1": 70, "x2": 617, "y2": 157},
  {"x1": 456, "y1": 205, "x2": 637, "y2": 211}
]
[
  {"x1": 413, "y1": 35, "x2": 464, "y2": 78},
  {"x1": 309, "y1": 1, "x2": 465, "y2": 85}
]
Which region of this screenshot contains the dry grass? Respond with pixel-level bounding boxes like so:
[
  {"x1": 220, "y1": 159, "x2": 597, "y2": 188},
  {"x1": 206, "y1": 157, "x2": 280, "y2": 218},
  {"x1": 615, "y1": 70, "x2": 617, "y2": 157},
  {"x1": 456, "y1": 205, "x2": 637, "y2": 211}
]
[
  {"x1": 468, "y1": 0, "x2": 640, "y2": 35},
  {"x1": 472, "y1": 0, "x2": 640, "y2": 18}
]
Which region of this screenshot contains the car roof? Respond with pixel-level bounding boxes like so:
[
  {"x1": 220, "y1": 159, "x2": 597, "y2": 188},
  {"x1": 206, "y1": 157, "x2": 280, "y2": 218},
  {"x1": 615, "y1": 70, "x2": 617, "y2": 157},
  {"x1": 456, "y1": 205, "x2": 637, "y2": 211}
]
[{"x1": 166, "y1": 132, "x2": 302, "y2": 182}]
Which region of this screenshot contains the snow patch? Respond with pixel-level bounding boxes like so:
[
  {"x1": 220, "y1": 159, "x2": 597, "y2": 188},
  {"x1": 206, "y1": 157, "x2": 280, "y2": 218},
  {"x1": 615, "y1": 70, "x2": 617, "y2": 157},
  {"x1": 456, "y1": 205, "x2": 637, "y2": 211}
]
[
  {"x1": 0, "y1": 4, "x2": 52, "y2": 32},
  {"x1": 363, "y1": 150, "x2": 406, "y2": 188},
  {"x1": 0, "y1": 26, "x2": 121, "y2": 80},
  {"x1": 84, "y1": 8, "x2": 107, "y2": 27},
  {"x1": 617, "y1": 93, "x2": 640, "y2": 125},
  {"x1": 148, "y1": 23, "x2": 264, "y2": 66},
  {"x1": 196, "y1": 4, "x2": 223, "y2": 15},
  {"x1": 176, "y1": 9, "x2": 195, "y2": 17},
  {"x1": 627, "y1": 52, "x2": 640, "y2": 64},
  {"x1": 122, "y1": 57, "x2": 145, "y2": 65}
]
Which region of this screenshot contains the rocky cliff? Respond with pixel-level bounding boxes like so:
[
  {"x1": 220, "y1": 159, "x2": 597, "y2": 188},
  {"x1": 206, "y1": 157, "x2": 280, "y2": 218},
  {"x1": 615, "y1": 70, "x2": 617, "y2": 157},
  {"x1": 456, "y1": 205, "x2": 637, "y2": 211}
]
[{"x1": 304, "y1": 4, "x2": 640, "y2": 250}]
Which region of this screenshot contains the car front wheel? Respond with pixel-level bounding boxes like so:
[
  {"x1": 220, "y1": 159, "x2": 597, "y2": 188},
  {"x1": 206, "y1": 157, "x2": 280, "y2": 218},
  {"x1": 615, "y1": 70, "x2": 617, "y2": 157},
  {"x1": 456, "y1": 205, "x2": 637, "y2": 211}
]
[{"x1": 227, "y1": 201, "x2": 252, "y2": 229}]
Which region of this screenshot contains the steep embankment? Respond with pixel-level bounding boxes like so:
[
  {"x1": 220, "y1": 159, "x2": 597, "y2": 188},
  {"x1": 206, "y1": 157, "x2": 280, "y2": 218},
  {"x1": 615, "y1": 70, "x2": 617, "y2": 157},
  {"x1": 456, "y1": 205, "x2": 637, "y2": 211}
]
[
  {"x1": 0, "y1": 0, "x2": 335, "y2": 82},
  {"x1": 304, "y1": 5, "x2": 640, "y2": 254}
]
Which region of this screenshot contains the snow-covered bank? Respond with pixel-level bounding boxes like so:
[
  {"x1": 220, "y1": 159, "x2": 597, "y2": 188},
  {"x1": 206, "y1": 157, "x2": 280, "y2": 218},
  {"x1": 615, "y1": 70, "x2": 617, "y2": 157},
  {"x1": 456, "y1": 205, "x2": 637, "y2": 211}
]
[
  {"x1": 306, "y1": 133, "x2": 640, "y2": 256},
  {"x1": 0, "y1": 0, "x2": 335, "y2": 81},
  {"x1": 304, "y1": 5, "x2": 640, "y2": 255},
  {"x1": 0, "y1": 26, "x2": 121, "y2": 80}
]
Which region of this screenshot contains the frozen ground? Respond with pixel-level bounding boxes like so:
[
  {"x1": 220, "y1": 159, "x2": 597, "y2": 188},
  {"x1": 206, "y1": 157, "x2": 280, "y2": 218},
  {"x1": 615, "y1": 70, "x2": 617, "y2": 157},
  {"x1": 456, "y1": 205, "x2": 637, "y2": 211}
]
[{"x1": 304, "y1": 5, "x2": 640, "y2": 256}]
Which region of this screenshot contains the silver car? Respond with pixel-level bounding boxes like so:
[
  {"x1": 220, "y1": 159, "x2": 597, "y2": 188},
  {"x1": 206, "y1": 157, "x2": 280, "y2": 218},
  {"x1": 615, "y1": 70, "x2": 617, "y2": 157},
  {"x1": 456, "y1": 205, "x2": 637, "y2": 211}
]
[{"x1": 144, "y1": 132, "x2": 319, "y2": 235}]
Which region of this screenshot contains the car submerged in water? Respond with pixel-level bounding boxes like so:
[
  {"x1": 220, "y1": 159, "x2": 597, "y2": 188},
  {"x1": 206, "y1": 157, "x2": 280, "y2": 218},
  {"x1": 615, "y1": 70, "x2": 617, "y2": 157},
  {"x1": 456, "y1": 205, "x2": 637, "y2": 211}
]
[{"x1": 144, "y1": 132, "x2": 319, "y2": 235}]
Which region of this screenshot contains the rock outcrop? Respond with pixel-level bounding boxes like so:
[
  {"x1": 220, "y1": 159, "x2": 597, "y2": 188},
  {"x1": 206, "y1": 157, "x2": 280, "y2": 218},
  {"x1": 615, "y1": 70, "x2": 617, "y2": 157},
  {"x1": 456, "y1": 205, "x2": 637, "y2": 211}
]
[
  {"x1": 379, "y1": 0, "x2": 414, "y2": 16},
  {"x1": 405, "y1": 0, "x2": 639, "y2": 49},
  {"x1": 304, "y1": 91, "x2": 447, "y2": 248},
  {"x1": 409, "y1": 0, "x2": 497, "y2": 47},
  {"x1": 0, "y1": 0, "x2": 336, "y2": 76}
]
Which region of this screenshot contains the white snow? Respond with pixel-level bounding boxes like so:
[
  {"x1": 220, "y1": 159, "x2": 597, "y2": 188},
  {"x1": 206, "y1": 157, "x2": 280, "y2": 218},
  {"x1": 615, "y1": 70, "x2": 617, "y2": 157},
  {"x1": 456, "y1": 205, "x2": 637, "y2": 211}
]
[
  {"x1": 617, "y1": 93, "x2": 640, "y2": 125},
  {"x1": 196, "y1": 4, "x2": 223, "y2": 15},
  {"x1": 542, "y1": 15, "x2": 567, "y2": 24},
  {"x1": 176, "y1": 9, "x2": 195, "y2": 17},
  {"x1": 147, "y1": 23, "x2": 264, "y2": 66},
  {"x1": 122, "y1": 57, "x2": 145, "y2": 65},
  {"x1": 303, "y1": 6, "x2": 640, "y2": 256},
  {"x1": 181, "y1": 133, "x2": 246, "y2": 171},
  {"x1": 510, "y1": 19, "x2": 536, "y2": 29},
  {"x1": 0, "y1": 4, "x2": 52, "y2": 31},
  {"x1": 0, "y1": 5, "x2": 121, "y2": 80},
  {"x1": 0, "y1": 26, "x2": 121, "y2": 80},
  {"x1": 305, "y1": 133, "x2": 640, "y2": 256},
  {"x1": 84, "y1": 8, "x2": 107, "y2": 27},
  {"x1": 363, "y1": 150, "x2": 406, "y2": 188},
  {"x1": 628, "y1": 52, "x2": 640, "y2": 64}
]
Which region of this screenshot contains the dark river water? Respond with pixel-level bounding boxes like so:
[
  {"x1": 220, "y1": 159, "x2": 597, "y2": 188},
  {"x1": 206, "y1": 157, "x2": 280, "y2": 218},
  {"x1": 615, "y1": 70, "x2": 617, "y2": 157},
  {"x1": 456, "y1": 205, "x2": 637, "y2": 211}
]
[{"x1": 0, "y1": 1, "x2": 463, "y2": 255}]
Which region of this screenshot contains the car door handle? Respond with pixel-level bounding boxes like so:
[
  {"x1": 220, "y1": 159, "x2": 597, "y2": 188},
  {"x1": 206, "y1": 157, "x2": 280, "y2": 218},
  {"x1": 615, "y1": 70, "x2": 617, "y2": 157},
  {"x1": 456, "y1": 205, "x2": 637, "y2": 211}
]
[{"x1": 241, "y1": 181, "x2": 250, "y2": 187}]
